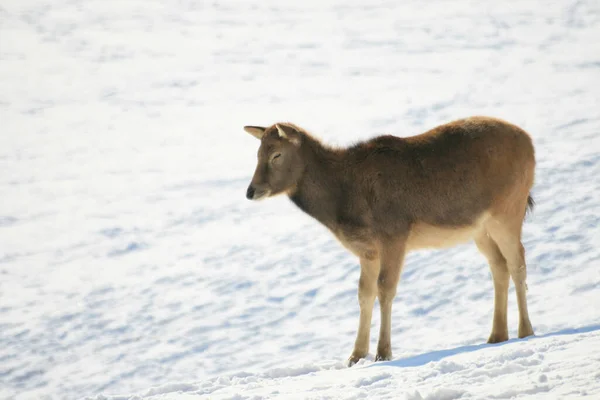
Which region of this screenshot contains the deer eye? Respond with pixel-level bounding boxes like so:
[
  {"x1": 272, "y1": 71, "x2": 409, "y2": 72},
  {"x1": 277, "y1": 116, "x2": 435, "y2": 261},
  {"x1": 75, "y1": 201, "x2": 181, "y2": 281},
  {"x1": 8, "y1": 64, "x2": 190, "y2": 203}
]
[{"x1": 271, "y1": 153, "x2": 281, "y2": 162}]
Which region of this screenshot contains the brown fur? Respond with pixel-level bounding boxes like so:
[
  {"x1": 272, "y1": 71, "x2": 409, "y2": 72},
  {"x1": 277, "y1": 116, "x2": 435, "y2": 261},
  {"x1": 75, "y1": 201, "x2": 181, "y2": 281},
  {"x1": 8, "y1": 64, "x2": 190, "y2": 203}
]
[{"x1": 243, "y1": 116, "x2": 536, "y2": 366}]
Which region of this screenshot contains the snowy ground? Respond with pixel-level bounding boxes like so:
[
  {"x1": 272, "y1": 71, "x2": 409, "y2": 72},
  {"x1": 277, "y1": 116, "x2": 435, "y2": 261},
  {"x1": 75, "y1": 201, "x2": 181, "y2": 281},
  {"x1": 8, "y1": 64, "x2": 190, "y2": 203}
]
[{"x1": 1, "y1": 0, "x2": 599, "y2": 399}]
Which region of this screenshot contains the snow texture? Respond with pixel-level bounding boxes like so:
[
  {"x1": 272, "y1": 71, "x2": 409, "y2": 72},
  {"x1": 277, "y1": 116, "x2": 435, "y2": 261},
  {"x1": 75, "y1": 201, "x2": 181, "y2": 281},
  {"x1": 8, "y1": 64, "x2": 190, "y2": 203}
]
[{"x1": 1, "y1": 0, "x2": 599, "y2": 399}]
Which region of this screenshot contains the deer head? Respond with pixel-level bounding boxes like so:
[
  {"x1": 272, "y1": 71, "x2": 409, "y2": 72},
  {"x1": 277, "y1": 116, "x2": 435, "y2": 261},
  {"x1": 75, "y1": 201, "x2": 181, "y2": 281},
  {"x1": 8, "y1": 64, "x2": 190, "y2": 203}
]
[{"x1": 244, "y1": 123, "x2": 304, "y2": 200}]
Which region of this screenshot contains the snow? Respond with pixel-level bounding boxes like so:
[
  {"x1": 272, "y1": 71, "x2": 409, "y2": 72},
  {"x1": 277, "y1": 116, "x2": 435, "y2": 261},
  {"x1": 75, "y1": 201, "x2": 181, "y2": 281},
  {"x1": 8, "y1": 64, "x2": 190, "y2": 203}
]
[
  {"x1": 1, "y1": 0, "x2": 599, "y2": 399},
  {"x1": 83, "y1": 329, "x2": 600, "y2": 399}
]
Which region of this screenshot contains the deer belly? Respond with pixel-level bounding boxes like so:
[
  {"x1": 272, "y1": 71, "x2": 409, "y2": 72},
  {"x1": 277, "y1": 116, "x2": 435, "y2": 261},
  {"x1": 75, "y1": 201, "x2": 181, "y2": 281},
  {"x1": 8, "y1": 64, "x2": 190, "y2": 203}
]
[{"x1": 407, "y1": 214, "x2": 489, "y2": 251}]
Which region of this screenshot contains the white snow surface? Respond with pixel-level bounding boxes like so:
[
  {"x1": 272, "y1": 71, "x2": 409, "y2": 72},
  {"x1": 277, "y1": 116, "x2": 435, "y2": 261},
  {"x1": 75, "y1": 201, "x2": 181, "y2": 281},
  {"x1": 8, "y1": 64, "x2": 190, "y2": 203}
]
[{"x1": 1, "y1": 0, "x2": 599, "y2": 399}]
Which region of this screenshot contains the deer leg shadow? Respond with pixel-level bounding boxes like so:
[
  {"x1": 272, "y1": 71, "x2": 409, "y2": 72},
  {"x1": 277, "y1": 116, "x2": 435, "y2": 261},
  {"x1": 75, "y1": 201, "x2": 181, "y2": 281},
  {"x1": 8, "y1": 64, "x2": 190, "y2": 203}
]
[{"x1": 367, "y1": 324, "x2": 600, "y2": 368}]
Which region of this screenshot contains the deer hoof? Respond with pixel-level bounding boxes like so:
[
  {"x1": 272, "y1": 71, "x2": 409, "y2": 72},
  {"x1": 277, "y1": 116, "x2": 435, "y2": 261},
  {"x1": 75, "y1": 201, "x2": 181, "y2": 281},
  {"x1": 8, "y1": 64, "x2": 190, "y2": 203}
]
[
  {"x1": 487, "y1": 331, "x2": 509, "y2": 344},
  {"x1": 347, "y1": 352, "x2": 367, "y2": 367},
  {"x1": 375, "y1": 351, "x2": 392, "y2": 362}
]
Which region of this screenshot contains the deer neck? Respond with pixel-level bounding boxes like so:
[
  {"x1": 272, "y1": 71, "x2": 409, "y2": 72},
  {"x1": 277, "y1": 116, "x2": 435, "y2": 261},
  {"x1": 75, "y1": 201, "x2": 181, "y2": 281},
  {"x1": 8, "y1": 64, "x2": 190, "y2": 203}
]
[{"x1": 287, "y1": 139, "x2": 343, "y2": 229}]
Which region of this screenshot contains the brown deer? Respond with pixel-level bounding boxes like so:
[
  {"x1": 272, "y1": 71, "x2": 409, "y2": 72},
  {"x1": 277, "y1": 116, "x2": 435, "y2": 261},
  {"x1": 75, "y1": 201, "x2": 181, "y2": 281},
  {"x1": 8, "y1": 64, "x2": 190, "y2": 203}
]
[{"x1": 243, "y1": 116, "x2": 535, "y2": 366}]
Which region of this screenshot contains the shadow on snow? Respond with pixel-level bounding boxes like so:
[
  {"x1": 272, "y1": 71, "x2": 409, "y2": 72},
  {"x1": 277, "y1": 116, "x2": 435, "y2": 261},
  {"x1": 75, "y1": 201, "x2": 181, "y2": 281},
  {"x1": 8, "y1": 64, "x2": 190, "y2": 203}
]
[{"x1": 370, "y1": 323, "x2": 600, "y2": 369}]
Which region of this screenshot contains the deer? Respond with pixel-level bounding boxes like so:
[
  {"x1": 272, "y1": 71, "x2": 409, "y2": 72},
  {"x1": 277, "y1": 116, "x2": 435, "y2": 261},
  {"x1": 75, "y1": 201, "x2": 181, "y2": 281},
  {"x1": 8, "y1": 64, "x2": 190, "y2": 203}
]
[{"x1": 243, "y1": 116, "x2": 536, "y2": 366}]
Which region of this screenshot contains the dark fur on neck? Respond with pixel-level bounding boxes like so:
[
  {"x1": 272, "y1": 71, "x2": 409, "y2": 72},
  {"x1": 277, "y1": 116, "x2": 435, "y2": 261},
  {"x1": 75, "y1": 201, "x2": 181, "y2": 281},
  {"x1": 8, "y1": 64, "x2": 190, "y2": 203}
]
[{"x1": 287, "y1": 131, "x2": 369, "y2": 232}]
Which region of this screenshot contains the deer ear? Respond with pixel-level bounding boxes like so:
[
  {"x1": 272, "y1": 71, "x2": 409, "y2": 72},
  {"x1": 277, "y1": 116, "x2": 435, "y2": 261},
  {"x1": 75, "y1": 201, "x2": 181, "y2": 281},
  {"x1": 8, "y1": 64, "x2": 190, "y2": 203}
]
[
  {"x1": 244, "y1": 126, "x2": 266, "y2": 140},
  {"x1": 275, "y1": 124, "x2": 301, "y2": 146}
]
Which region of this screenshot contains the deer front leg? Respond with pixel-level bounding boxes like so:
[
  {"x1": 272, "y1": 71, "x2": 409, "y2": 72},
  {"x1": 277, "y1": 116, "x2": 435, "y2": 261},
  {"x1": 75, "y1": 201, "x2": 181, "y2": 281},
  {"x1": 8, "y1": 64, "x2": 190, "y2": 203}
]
[
  {"x1": 348, "y1": 256, "x2": 379, "y2": 366},
  {"x1": 376, "y1": 238, "x2": 406, "y2": 362}
]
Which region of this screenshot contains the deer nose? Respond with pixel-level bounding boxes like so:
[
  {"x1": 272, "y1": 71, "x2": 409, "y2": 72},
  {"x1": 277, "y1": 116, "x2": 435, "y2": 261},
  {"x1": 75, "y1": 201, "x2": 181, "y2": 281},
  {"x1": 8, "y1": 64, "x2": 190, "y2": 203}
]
[{"x1": 246, "y1": 185, "x2": 255, "y2": 200}]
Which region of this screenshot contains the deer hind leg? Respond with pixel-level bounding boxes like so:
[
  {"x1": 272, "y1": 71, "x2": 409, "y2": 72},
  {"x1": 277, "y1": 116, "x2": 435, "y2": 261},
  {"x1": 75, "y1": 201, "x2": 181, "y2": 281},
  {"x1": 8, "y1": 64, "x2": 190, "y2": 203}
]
[
  {"x1": 475, "y1": 231, "x2": 510, "y2": 343},
  {"x1": 487, "y1": 218, "x2": 535, "y2": 339},
  {"x1": 348, "y1": 256, "x2": 379, "y2": 366},
  {"x1": 375, "y1": 238, "x2": 407, "y2": 362}
]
